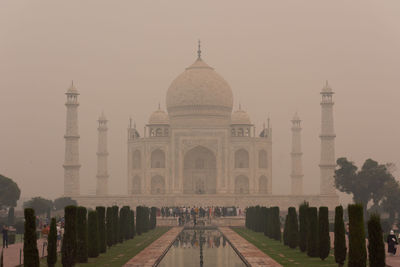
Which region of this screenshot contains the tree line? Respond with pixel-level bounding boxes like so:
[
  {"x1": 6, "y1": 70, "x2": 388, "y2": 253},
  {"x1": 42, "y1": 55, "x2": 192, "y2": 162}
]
[
  {"x1": 245, "y1": 203, "x2": 385, "y2": 267},
  {"x1": 22, "y1": 204, "x2": 157, "y2": 267}
]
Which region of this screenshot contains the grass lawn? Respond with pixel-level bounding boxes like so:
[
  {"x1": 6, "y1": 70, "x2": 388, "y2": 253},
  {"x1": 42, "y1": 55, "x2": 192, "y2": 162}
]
[
  {"x1": 233, "y1": 227, "x2": 340, "y2": 267},
  {"x1": 40, "y1": 227, "x2": 170, "y2": 267}
]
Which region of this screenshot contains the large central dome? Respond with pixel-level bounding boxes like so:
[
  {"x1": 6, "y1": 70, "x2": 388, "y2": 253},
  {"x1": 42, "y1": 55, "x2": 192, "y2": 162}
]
[{"x1": 166, "y1": 55, "x2": 234, "y2": 123}]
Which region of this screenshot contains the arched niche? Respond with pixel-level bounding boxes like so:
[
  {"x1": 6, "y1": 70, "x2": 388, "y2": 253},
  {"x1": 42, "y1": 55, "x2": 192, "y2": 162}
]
[
  {"x1": 183, "y1": 145, "x2": 216, "y2": 194},
  {"x1": 132, "y1": 175, "x2": 141, "y2": 194},
  {"x1": 151, "y1": 149, "x2": 165, "y2": 168},
  {"x1": 259, "y1": 175, "x2": 268, "y2": 194},
  {"x1": 258, "y1": 150, "x2": 268, "y2": 169},
  {"x1": 235, "y1": 175, "x2": 249, "y2": 194},
  {"x1": 234, "y1": 149, "x2": 249, "y2": 168},
  {"x1": 132, "y1": 150, "x2": 141, "y2": 169},
  {"x1": 151, "y1": 175, "x2": 165, "y2": 194}
]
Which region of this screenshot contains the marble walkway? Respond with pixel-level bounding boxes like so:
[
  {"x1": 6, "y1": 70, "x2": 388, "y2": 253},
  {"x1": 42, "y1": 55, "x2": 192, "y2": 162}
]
[
  {"x1": 123, "y1": 227, "x2": 183, "y2": 267},
  {"x1": 219, "y1": 227, "x2": 282, "y2": 267},
  {"x1": 1, "y1": 238, "x2": 51, "y2": 267}
]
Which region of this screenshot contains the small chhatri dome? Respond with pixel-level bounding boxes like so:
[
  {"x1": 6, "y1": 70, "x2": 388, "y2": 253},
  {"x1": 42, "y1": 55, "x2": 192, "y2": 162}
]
[
  {"x1": 321, "y1": 80, "x2": 333, "y2": 93},
  {"x1": 231, "y1": 105, "x2": 252, "y2": 125},
  {"x1": 166, "y1": 42, "x2": 234, "y2": 120},
  {"x1": 148, "y1": 105, "x2": 169, "y2": 125},
  {"x1": 67, "y1": 80, "x2": 79, "y2": 94},
  {"x1": 292, "y1": 112, "x2": 300, "y2": 121}
]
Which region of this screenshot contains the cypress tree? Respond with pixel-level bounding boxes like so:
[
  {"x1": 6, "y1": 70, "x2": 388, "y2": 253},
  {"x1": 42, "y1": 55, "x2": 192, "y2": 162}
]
[
  {"x1": 367, "y1": 214, "x2": 385, "y2": 267},
  {"x1": 47, "y1": 218, "x2": 58, "y2": 267},
  {"x1": 96, "y1": 206, "x2": 106, "y2": 253},
  {"x1": 271, "y1": 207, "x2": 281, "y2": 241},
  {"x1": 106, "y1": 207, "x2": 113, "y2": 247},
  {"x1": 261, "y1": 207, "x2": 268, "y2": 235},
  {"x1": 283, "y1": 214, "x2": 289, "y2": 246},
  {"x1": 306, "y1": 207, "x2": 318, "y2": 257},
  {"x1": 112, "y1": 206, "x2": 119, "y2": 245},
  {"x1": 265, "y1": 208, "x2": 272, "y2": 238},
  {"x1": 144, "y1": 207, "x2": 150, "y2": 232},
  {"x1": 287, "y1": 207, "x2": 299, "y2": 249},
  {"x1": 23, "y1": 208, "x2": 39, "y2": 267},
  {"x1": 136, "y1": 206, "x2": 142, "y2": 235},
  {"x1": 348, "y1": 204, "x2": 367, "y2": 267},
  {"x1": 130, "y1": 210, "x2": 135, "y2": 238},
  {"x1": 62, "y1": 205, "x2": 77, "y2": 267},
  {"x1": 299, "y1": 202, "x2": 308, "y2": 252},
  {"x1": 118, "y1": 208, "x2": 124, "y2": 243},
  {"x1": 8, "y1": 207, "x2": 15, "y2": 226},
  {"x1": 334, "y1": 206, "x2": 346, "y2": 267},
  {"x1": 318, "y1": 207, "x2": 330, "y2": 260},
  {"x1": 150, "y1": 207, "x2": 157, "y2": 230},
  {"x1": 124, "y1": 206, "x2": 131, "y2": 240},
  {"x1": 88, "y1": 210, "x2": 99, "y2": 258},
  {"x1": 76, "y1": 206, "x2": 88, "y2": 263}
]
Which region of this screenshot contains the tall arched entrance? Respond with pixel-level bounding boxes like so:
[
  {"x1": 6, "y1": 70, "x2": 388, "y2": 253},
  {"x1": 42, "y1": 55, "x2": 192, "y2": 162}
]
[{"x1": 183, "y1": 146, "x2": 217, "y2": 194}]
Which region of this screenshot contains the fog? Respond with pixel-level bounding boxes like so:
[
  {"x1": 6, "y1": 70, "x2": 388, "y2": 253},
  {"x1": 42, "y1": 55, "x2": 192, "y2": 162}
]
[{"x1": 1, "y1": 1, "x2": 399, "y2": 202}]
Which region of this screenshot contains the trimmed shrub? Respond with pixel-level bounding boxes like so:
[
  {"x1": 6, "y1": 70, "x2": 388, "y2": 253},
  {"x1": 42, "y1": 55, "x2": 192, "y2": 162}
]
[
  {"x1": 150, "y1": 207, "x2": 157, "y2": 230},
  {"x1": 287, "y1": 207, "x2": 299, "y2": 249},
  {"x1": 23, "y1": 208, "x2": 39, "y2": 267},
  {"x1": 88, "y1": 210, "x2": 99, "y2": 258},
  {"x1": 306, "y1": 207, "x2": 318, "y2": 257},
  {"x1": 348, "y1": 204, "x2": 367, "y2": 267},
  {"x1": 130, "y1": 210, "x2": 135, "y2": 238},
  {"x1": 96, "y1": 206, "x2": 106, "y2": 253},
  {"x1": 298, "y1": 202, "x2": 308, "y2": 252},
  {"x1": 62, "y1": 205, "x2": 77, "y2": 267},
  {"x1": 334, "y1": 206, "x2": 346, "y2": 267},
  {"x1": 367, "y1": 214, "x2": 385, "y2": 267},
  {"x1": 318, "y1": 207, "x2": 330, "y2": 260},
  {"x1": 283, "y1": 214, "x2": 289, "y2": 246},
  {"x1": 106, "y1": 207, "x2": 113, "y2": 247},
  {"x1": 112, "y1": 206, "x2": 119, "y2": 245},
  {"x1": 76, "y1": 206, "x2": 88, "y2": 263},
  {"x1": 271, "y1": 207, "x2": 281, "y2": 241},
  {"x1": 47, "y1": 218, "x2": 57, "y2": 267}
]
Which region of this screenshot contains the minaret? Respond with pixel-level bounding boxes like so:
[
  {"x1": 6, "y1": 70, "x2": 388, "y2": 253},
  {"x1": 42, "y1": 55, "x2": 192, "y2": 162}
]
[
  {"x1": 319, "y1": 81, "x2": 337, "y2": 195},
  {"x1": 96, "y1": 112, "x2": 109, "y2": 195},
  {"x1": 291, "y1": 113, "x2": 303, "y2": 195},
  {"x1": 63, "y1": 81, "x2": 81, "y2": 196}
]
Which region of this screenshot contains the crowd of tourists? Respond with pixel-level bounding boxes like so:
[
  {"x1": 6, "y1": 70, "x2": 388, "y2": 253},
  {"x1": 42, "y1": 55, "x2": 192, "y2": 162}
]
[{"x1": 160, "y1": 206, "x2": 243, "y2": 218}]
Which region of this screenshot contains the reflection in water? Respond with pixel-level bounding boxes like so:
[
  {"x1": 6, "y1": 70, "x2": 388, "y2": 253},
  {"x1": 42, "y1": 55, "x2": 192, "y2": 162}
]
[{"x1": 158, "y1": 229, "x2": 246, "y2": 267}]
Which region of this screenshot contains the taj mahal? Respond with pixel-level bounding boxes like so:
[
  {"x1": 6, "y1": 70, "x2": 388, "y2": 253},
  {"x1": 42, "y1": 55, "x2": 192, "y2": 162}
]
[{"x1": 64, "y1": 44, "x2": 339, "y2": 210}]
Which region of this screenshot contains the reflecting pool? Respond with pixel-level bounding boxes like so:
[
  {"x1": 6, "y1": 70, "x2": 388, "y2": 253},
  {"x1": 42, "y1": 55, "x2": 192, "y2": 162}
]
[{"x1": 158, "y1": 229, "x2": 247, "y2": 267}]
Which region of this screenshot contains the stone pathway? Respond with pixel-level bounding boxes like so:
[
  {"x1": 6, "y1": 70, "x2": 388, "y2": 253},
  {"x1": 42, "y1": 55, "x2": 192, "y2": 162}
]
[
  {"x1": 123, "y1": 227, "x2": 183, "y2": 267},
  {"x1": 219, "y1": 227, "x2": 282, "y2": 267},
  {"x1": 1, "y1": 238, "x2": 54, "y2": 267}
]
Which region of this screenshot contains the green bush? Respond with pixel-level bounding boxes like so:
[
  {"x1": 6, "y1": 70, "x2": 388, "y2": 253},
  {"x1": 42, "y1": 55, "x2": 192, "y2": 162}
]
[
  {"x1": 298, "y1": 202, "x2": 308, "y2": 252},
  {"x1": 96, "y1": 206, "x2": 106, "y2": 253},
  {"x1": 334, "y1": 206, "x2": 346, "y2": 267},
  {"x1": 23, "y1": 208, "x2": 39, "y2": 267},
  {"x1": 62, "y1": 205, "x2": 77, "y2": 267},
  {"x1": 47, "y1": 218, "x2": 57, "y2": 267},
  {"x1": 306, "y1": 207, "x2": 318, "y2": 257},
  {"x1": 112, "y1": 206, "x2": 119, "y2": 245},
  {"x1": 150, "y1": 207, "x2": 157, "y2": 230},
  {"x1": 88, "y1": 210, "x2": 99, "y2": 258},
  {"x1": 271, "y1": 207, "x2": 281, "y2": 241},
  {"x1": 367, "y1": 214, "x2": 385, "y2": 267},
  {"x1": 76, "y1": 206, "x2": 88, "y2": 263},
  {"x1": 348, "y1": 204, "x2": 366, "y2": 267},
  {"x1": 106, "y1": 207, "x2": 113, "y2": 247},
  {"x1": 318, "y1": 207, "x2": 330, "y2": 260},
  {"x1": 283, "y1": 214, "x2": 289, "y2": 246},
  {"x1": 287, "y1": 207, "x2": 299, "y2": 249}
]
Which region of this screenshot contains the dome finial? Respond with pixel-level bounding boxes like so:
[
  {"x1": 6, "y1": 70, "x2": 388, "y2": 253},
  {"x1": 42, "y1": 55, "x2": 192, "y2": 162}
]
[{"x1": 197, "y1": 39, "x2": 201, "y2": 59}]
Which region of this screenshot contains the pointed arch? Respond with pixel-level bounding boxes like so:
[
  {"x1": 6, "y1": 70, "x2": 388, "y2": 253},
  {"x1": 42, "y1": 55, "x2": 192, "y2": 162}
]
[
  {"x1": 151, "y1": 149, "x2": 165, "y2": 168},
  {"x1": 132, "y1": 175, "x2": 141, "y2": 194},
  {"x1": 235, "y1": 175, "x2": 249, "y2": 194},
  {"x1": 235, "y1": 149, "x2": 249, "y2": 168},
  {"x1": 151, "y1": 175, "x2": 165, "y2": 194}
]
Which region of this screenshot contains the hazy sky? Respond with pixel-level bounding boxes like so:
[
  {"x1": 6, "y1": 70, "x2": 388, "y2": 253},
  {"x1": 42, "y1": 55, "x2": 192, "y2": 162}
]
[{"x1": 1, "y1": 1, "x2": 399, "y2": 202}]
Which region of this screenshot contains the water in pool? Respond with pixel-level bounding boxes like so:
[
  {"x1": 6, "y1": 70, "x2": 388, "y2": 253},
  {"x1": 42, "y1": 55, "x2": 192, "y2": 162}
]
[{"x1": 158, "y1": 229, "x2": 246, "y2": 267}]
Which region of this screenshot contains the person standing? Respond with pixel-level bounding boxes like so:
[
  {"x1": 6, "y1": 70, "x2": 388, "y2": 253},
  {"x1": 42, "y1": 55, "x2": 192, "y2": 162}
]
[
  {"x1": 387, "y1": 230, "x2": 398, "y2": 256},
  {"x1": 2, "y1": 225, "x2": 8, "y2": 248}
]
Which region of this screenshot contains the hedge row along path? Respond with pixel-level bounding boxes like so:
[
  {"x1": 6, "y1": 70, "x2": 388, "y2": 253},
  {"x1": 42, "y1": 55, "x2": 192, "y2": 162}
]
[
  {"x1": 123, "y1": 226, "x2": 183, "y2": 267},
  {"x1": 219, "y1": 227, "x2": 282, "y2": 267}
]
